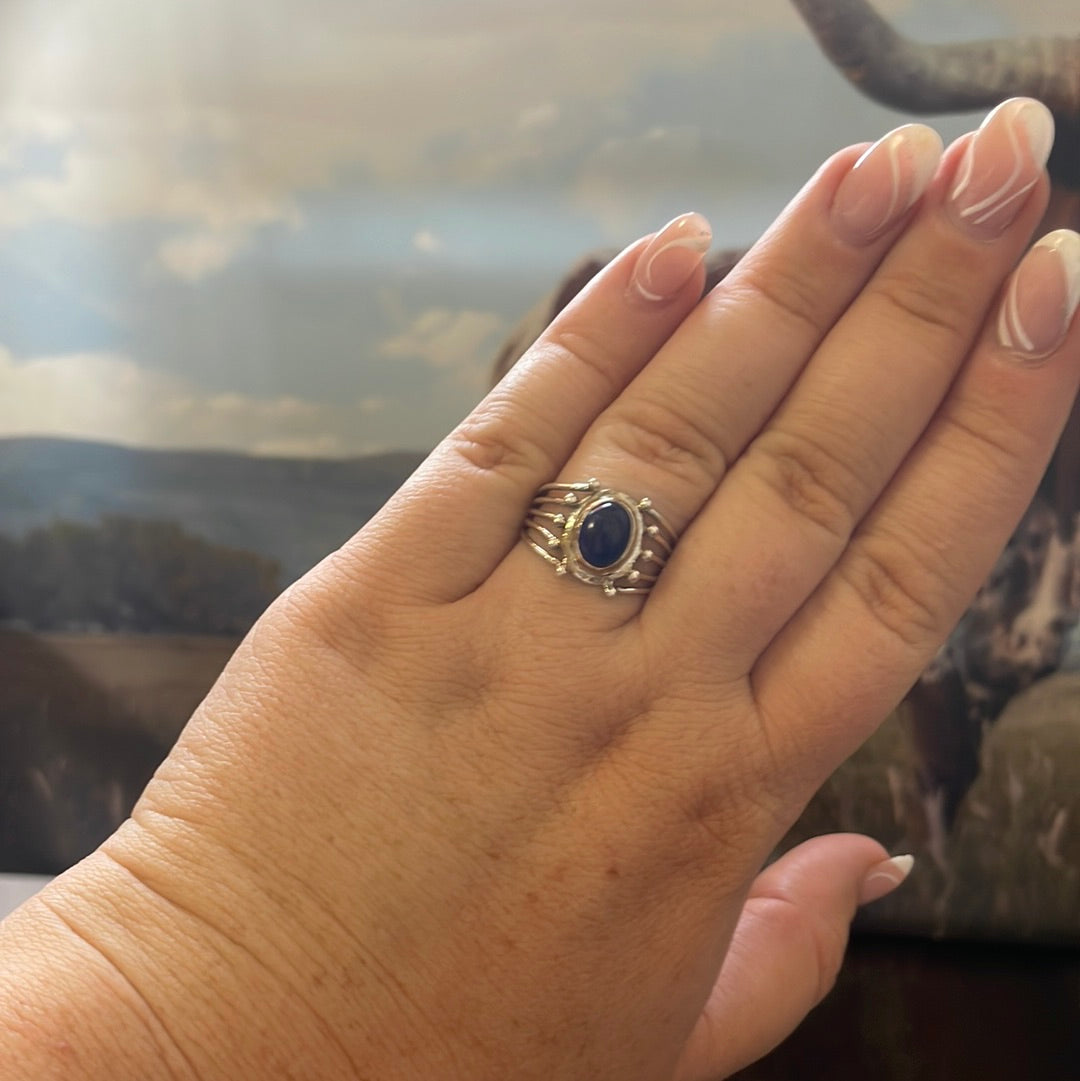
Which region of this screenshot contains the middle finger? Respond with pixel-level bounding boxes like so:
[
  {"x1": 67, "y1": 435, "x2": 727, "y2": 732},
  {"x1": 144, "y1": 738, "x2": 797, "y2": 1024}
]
[{"x1": 503, "y1": 121, "x2": 944, "y2": 623}]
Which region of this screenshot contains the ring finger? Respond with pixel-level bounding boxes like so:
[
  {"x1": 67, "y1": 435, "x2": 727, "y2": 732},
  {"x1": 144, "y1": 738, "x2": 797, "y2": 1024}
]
[{"x1": 499, "y1": 121, "x2": 944, "y2": 620}]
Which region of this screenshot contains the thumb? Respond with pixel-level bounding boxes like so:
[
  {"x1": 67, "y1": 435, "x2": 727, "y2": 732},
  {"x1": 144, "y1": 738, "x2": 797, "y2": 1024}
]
[{"x1": 675, "y1": 834, "x2": 914, "y2": 1081}]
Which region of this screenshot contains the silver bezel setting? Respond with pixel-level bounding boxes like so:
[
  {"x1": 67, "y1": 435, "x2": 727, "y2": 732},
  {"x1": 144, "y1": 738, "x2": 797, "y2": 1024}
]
[
  {"x1": 521, "y1": 478, "x2": 676, "y2": 596},
  {"x1": 563, "y1": 488, "x2": 644, "y2": 587}
]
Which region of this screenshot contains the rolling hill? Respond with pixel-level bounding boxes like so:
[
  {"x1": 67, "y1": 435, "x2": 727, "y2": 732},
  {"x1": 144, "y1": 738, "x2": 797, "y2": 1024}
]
[{"x1": 0, "y1": 437, "x2": 427, "y2": 583}]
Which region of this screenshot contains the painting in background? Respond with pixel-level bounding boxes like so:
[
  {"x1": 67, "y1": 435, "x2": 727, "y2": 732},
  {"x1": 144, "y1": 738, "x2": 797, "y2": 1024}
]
[{"x1": 1, "y1": 0, "x2": 1078, "y2": 941}]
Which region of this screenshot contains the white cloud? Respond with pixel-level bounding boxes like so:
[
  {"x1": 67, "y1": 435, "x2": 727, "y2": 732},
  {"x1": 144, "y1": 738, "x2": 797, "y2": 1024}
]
[
  {"x1": 0, "y1": 343, "x2": 387, "y2": 457},
  {"x1": 0, "y1": 117, "x2": 304, "y2": 279},
  {"x1": 517, "y1": 103, "x2": 560, "y2": 131},
  {"x1": 155, "y1": 229, "x2": 248, "y2": 282},
  {"x1": 248, "y1": 434, "x2": 353, "y2": 458},
  {"x1": 378, "y1": 308, "x2": 505, "y2": 387},
  {"x1": 412, "y1": 229, "x2": 443, "y2": 254},
  {"x1": 0, "y1": 108, "x2": 73, "y2": 169},
  {"x1": 0, "y1": 1, "x2": 1062, "y2": 230},
  {"x1": 0, "y1": 1, "x2": 957, "y2": 216},
  {"x1": 0, "y1": 137, "x2": 301, "y2": 228},
  {"x1": 0, "y1": 0, "x2": 1068, "y2": 279},
  {"x1": 571, "y1": 124, "x2": 773, "y2": 233}
]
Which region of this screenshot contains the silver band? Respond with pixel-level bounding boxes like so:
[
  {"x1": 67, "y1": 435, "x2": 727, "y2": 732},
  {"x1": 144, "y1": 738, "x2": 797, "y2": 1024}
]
[{"x1": 522, "y1": 478, "x2": 677, "y2": 596}]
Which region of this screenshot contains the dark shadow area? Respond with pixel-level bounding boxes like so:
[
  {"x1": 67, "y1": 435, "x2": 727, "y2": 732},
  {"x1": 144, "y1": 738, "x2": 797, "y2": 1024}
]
[{"x1": 736, "y1": 934, "x2": 1080, "y2": 1081}]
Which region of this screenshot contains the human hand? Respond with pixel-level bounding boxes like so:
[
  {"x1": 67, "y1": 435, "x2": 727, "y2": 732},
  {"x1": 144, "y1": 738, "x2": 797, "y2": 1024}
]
[{"x1": 9, "y1": 98, "x2": 1079, "y2": 1080}]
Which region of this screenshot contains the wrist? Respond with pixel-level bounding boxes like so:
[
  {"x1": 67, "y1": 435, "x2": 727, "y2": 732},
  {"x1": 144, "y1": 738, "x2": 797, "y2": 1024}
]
[
  {"x1": 0, "y1": 848, "x2": 345, "y2": 1081},
  {"x1": 0, "y1": 869, "x2": 187, "y2": 1080}
]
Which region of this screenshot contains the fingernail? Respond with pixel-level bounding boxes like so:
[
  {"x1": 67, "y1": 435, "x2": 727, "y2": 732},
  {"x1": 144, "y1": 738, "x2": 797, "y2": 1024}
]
[
  {"x1": 948, "y1": 98, "x2": 1054, "y2": 239},
  {"x1": 629, "y1": 212, "x2": 712, "y2": 303},
  {"x1": 859, "y1": 854, "x2": 915, "y2": 905},
  {"x1": 831, "y1": 124, "x2": 943, "y2": 245},
  {"x1": 998, "y1": 229, "x2": 1080, "y2": 361}
]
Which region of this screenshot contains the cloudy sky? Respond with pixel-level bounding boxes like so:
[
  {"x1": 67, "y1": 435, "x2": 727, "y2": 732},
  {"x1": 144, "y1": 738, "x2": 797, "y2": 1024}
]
[{"x1": 0, "y1": 0, "x2": 1073, "y2": 457}]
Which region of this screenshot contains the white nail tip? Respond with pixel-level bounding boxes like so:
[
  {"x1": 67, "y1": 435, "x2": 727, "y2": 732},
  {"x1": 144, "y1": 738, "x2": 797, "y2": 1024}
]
[
  {"x1": 1000, "y1": 229, "x2": 1080, "y2": 356},
  {"x1": 844, "y1": 124, "x2": 942, "y2": 239},
  {"x1": 951, "y1": 99, "x2": 1053, "y2": 228},
  {"x1": 636, "y1": 242, "x2": 701, "y2": 302},
  {"x1": 1016, "y1": 99, "x2": 1056, "y2": 168},
  {"x1": 862, "y1": 854, "x2": 915, "y2": 893},
  {"x1": 913, "y1": 132, "x2": 944, "y2": 182},
  {"x1": 1039, "y1": 229, "x2": 1080, "y2": 322},
  {"x1": 633, "y1": 215, "x2": 711, "y2": 301},
  {"x1": 860, "y1": 854, "x2": 915, "y2": 904},
  {"x1": 894, "y1": 126, "x2": 944, "y2": 217},
  {"x1": 998, "y1": 275, "x2": 1034, "y2": 353},
  {"x1": 887, "y1": 853, "x2": 915, "y2": 880},
  {"x1": 956, "y1": 118, "x2": 1027, "y2": 221}
]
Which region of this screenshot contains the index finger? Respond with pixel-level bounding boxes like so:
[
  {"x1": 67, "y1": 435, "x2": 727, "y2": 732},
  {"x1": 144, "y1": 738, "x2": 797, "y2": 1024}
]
[{"x1": 337, "y1": 213, "x2": 711, "y2": 604}]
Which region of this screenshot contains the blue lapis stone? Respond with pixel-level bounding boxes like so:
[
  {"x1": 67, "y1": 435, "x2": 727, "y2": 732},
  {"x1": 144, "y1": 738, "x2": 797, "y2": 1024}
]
[{"x1": 578, "y1": 500, "x2": 632, "y2": 570}]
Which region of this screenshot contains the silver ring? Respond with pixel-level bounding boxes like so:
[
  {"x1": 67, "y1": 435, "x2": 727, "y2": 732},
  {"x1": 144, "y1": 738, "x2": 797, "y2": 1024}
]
[{"x1": 522, "y1": 478, "x2": 677, "y2": 596}]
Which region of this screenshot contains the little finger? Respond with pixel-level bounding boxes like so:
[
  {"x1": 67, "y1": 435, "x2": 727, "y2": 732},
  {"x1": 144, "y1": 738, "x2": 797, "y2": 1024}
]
[{"x1": 754, "y1": 229, "x2": 1080, "y2": 787}]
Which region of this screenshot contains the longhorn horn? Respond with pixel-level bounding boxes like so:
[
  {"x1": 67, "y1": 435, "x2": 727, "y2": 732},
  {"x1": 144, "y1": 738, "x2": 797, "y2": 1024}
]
[{"x1": 790, "y1": 0, "x2": 1080, "y2": 188}]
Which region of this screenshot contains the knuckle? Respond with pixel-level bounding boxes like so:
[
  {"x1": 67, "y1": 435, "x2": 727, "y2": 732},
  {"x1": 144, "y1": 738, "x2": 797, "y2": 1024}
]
[
  {"x1": 540, "y1": 320, "x2": 627, "y2": 403},
  {"x1": 450, "y1": 304, "x2": 644, "y2": 487},
  {"x1": 725, "y1": 259, "x2": 831, "y2": 340},
  {"x1": 939, "y1": 405, "x2": 1027, "y2": 469},
  {"x1": 750, "y1": 429, "x2": 860, "y2": 543},
  {"x1": 598, "y1": 397, "x2": 726, "y2": 490},
  {"x1": 448, "y1": 401, "x2": 558, "y2": 485},
  {"x1": 870, "y1": 270, "x2": 972, "y2": 345},
  {"x1": 840, "y1": 537, "x2": 948, "y2": 649},
  {"x1": 260, "y1": 569, "x2": 385, "y2": 669}
]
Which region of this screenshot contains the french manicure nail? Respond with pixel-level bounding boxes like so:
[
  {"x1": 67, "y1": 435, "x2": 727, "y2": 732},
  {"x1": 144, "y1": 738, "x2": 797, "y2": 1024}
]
[
  {"x1": 998, "y1": 229, "x2": 1080, "y2": 361},
  {"x1": 858, "y1": 854, "x2": 915, "y2": 905},
  {"x1": 948, "y1": 98, "x2": 1054, "y2": 239},
  {"x1": 629, "y1": 212, "x2": 712, "y2": 303},
  {"x1": 831, "y1": 124, "x2": 944, "y2": 245}
]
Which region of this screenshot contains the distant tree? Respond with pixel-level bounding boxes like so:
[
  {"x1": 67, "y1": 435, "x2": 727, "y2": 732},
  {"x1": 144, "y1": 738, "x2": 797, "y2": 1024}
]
[
  {"x1": 0, "y1": 532, "x2": 15, "y2": 623},
  {"x1": 0, "y1": 517, "x2": 281, "y2": 634}
]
